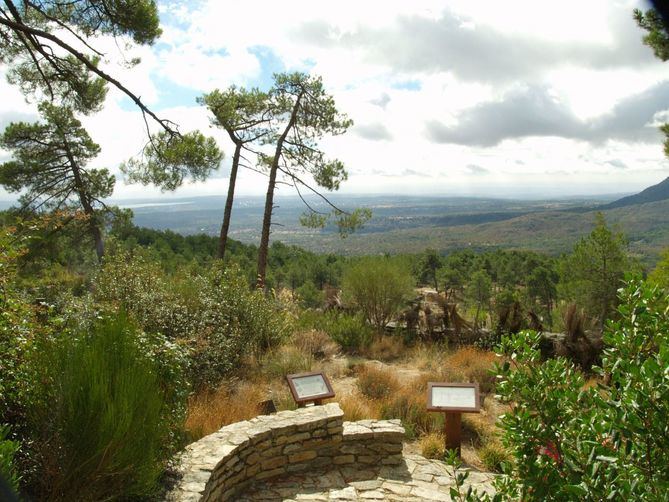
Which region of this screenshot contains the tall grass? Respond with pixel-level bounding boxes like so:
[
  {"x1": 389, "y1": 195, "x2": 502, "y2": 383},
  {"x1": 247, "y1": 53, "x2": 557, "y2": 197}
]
[
  {"x1": 33, "y1": 312, "x2": 176, "y2": 501},
  {"x1": 356, "y1": 365, "x2": 401, "y2": 400},
  {"x1": 186, "y1": 382, "x2": 267, "y2": 440}
]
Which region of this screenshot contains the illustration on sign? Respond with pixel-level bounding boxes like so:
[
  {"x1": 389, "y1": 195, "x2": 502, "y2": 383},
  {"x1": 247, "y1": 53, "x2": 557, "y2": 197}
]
[
  {"x1": 431, "y1": 386, "x2": 476, "y2": 409},
  {"x1": 292, "y1": 374, "x2": 329, "y2": 399},
  {"x1": 427, "y1": 382, "x2": 480, "y2": 412},
  {"x1": 286, "y1": 371, "x2": 335, "y2": 405}
]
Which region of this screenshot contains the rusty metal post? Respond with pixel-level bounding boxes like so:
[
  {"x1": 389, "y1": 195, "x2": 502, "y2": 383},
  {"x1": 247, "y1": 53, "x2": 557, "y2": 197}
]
[{"x1": 444, "y1": 412, "x2": 462, "y2": 456}]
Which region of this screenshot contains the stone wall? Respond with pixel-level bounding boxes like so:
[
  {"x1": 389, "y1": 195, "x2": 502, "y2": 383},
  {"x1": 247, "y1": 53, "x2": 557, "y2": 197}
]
[{"x1": 166, "y1": 403, "x2": 405, "y2": 502}]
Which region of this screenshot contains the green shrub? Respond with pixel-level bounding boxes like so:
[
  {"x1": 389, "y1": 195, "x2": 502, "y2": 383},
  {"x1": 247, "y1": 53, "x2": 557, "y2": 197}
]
[
  {"x1": 341, "y1": 257, "x2": 415, "y2": 330},
  {"x1": 493, "y1": 280, "x2": 669, "y2": 499},
  {"x1": 0, "y1": 425, "x2": 20, "y2": 493},
  {"x1": 324, "y1": 313, "x2": 374, "y2": 353},
  {"x1": 296, "y1": 281, "x2": 323, "y2": 309},
  {"x1": 96, "y1": 252, "x2": 290, "y2": 388},
  {"x1": 31, "y1": 312, "x2": 185, "y2": 501}
]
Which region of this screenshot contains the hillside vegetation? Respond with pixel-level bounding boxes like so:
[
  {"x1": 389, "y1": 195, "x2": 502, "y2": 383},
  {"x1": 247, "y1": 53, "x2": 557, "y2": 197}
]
[{"x1": 2, "y1": 208, "x2": 669, "y2": 500}]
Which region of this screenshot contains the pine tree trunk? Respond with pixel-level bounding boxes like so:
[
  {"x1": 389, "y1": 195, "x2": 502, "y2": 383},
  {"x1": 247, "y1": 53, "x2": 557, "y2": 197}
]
[
  {"x1": 218, "y1": 142, "x2": 241, "y2": 260},
  {"x1": 256, "y1": 92, "x2": 304, "y2": 290},
  {"x1": 256, "y1": 163, "x2": 278, "y2": 289},
  {"x1": 65, "y1": 143, "x2": 104, "y2": 261}
]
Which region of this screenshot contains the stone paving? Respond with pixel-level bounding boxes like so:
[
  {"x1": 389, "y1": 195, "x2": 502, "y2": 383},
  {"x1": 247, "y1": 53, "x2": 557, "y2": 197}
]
[{"x1": 237, "y1": 453, "x2": 496, "y2": 501}]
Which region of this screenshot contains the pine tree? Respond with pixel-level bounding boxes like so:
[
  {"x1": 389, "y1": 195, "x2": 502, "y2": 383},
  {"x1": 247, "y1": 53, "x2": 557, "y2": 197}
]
[{"x1": 0, "y1": 102, "x2": 114, "y2": 259}]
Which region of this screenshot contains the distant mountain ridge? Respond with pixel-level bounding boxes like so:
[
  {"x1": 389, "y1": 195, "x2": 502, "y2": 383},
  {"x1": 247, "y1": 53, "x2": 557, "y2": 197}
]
[{"x1": 603, "y1": 176, "x2": 669, "y2": 209}]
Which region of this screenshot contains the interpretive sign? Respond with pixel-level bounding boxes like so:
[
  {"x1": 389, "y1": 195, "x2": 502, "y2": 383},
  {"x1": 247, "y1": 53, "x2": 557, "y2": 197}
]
[
  {"x1": 427, "y1": 382, "x2": 480, "y2": 412},
  {"x1": 286, "y1": 371, "x2": 335, "y2": 406},
  {"x1": 427, "y1": 382, "x2": 481, "y2": 456}
]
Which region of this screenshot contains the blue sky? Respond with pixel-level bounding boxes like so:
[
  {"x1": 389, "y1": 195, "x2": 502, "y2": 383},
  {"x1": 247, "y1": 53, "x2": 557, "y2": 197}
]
[{"x1": 1, "y1": 0, "x2": 668, "y2": 201}]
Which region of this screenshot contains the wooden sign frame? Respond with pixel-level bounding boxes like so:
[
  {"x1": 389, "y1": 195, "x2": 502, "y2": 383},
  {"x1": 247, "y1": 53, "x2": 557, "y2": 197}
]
[
  {"x1": 286, "y1": 371, "x2": 335, "y2": 406},
  {"x1": 426, "y1": 382, "x2": 481, "y2": 413}
]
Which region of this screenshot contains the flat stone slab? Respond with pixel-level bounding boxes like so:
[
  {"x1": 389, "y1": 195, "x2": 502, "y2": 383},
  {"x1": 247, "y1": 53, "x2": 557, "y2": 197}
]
[{"x1": 236, "y1": 454, "x2": 496, "y2": 501}]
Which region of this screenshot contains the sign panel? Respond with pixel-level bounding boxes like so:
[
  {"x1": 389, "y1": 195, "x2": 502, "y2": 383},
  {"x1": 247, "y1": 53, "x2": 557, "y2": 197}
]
[
  {"x1": 427, "y1": 382, "x2": 480, "y2": 413},
  {"x1": 286, "y1": 371, "x2": 335, "y2": 404}
]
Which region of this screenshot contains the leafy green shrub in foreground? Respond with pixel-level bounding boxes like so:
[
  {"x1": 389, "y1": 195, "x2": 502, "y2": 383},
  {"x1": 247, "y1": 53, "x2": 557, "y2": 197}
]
[
  {"x1": 31, "y1": 312, "x2": 185, "y2": 501},
  {"x1": 493, "y1": 280, "x2": 669, "y2": 500},
  {"x1": 0, "y1": 424, "x2": 20, "y2": 493}
]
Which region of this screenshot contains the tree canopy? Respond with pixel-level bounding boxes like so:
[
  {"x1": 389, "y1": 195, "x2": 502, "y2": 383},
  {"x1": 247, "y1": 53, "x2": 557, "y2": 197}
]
[
  {"x1": 559, "y1": 213, "x2": 632, "y2": 328},
  {"x1": 1, "y1": 0, "x2": 222, "y2": 186},
  {"x1": 256, "y1": 72, "x2": 370, "y2": 288},
  {"x1": 198, "y1": 86, "x2": 272, "y2": 259},
  {"x1": 0, "y1": 102, "x2": 114, "y2": 258}
]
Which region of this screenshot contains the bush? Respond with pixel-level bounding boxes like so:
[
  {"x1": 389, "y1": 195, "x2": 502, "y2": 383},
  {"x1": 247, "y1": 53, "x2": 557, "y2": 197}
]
[
  {"x1": 96, "y1": 252, "x2": 290, "y2": 388},
  {"x1": 261, "y1": 345, "x2": 314, "y2": 379},
  {"x1": 419, "y1": 432, "x2": 446, "y2": 460},
  {"x1": 30, "y1": 312, "x2": 186, "y2": 501},
  {"x1": 0, "y1": 425, "x2": 20, "y2": 493},
  {"x1": 493, "y1": 280, "x2": 669, "y2": 499},
  {"x1": 296, "y1": 280, "x2": 323, "y2": 309},
  {"x1": 478, "y1": 441, "x2": 510, "y2": 473},
  {"x1": 324, "y1": 313, "x2": 374, "y2": 353},
  {"x1": 356, "y1": 365, "x2": 401, "y2": 400},
  {"x1": 342, "y1": 257, "x2": 415, "y2": 330}
]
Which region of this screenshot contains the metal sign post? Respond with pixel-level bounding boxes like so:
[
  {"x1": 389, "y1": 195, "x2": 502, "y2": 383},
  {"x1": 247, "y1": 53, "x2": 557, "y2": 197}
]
[
  {"x1": 427, "y1": 382, "x2": 481, "y2": 456},
  {"x1": 286, "y1": 371, "x2": 335, "y2": 407}
]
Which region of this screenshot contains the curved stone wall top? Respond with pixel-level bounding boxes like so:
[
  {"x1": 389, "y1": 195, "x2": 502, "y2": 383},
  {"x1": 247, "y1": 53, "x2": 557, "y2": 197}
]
[{"x1": 166, "y1": 403, "x2": 405, "y2": 502}]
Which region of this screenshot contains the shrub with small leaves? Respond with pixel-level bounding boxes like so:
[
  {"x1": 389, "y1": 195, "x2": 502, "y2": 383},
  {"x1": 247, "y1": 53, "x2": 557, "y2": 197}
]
[
  {"x1": 95, "y1": 251, "x2": 289, "y2": 388},
  {"x1": 492, "y1": 279, "x2": 669, "y2": 500},
  {"x1": 324, "y1": 313, "x2": 374, "y2": 353}
]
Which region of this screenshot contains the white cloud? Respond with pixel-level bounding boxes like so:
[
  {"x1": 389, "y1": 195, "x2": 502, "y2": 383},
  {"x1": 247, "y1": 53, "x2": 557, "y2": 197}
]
[{"x1": 0, "y1": 0, "x2": 667, "y2": 202}]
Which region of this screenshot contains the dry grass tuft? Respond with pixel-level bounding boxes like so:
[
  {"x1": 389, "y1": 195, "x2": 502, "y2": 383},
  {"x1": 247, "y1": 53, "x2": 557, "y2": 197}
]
[
  {"x1": 186, "y1": 381, "x2": 267, "y2": 440},
  {"x1": 339, "y1": 392, "x2": 381, "y2": 421},
  {"x1": 419, "y1": 432, "x2": 446, "y2": 460},
  {"x1": 441, "y1": 346, "x2": 498, "y2": 393},
  {"x1": 261, "y1": 345, "x2": 314, "y2": 379},
  {"x1": 407, "y1": 343, "x2": 449, "y2": 371},
  {"x1": 356, "y1": 364, "x2": 401, "y2": 400},
  {"x1": 292, "y1": 329, "x2": 339, "y2": 360},
  {"x1": 364, "y1": 335, "x2": 405, "y2": 362},
  {"x1": 463, "y1": 413, "x2": 497, "y2": 443},
  {"x1": 478, "y1": 441, "x2": 511, "y2": 473}
]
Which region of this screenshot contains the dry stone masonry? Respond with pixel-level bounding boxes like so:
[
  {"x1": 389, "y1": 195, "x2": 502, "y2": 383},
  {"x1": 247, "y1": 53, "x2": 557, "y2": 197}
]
[{"x1": 167, "y1": 403, "x2": 405, "y2": 501}]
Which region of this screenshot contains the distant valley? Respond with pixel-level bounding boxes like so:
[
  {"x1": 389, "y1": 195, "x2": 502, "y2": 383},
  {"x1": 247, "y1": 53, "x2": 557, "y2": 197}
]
[{"x1": 114, "y1": 180, "x2": 669, "y2": 266}]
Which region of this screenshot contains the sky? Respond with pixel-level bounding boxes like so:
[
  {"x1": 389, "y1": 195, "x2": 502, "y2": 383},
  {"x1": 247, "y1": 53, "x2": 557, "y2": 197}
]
[{"x1": 1, "y1": 0, "x2": 668, "y2": 201}]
